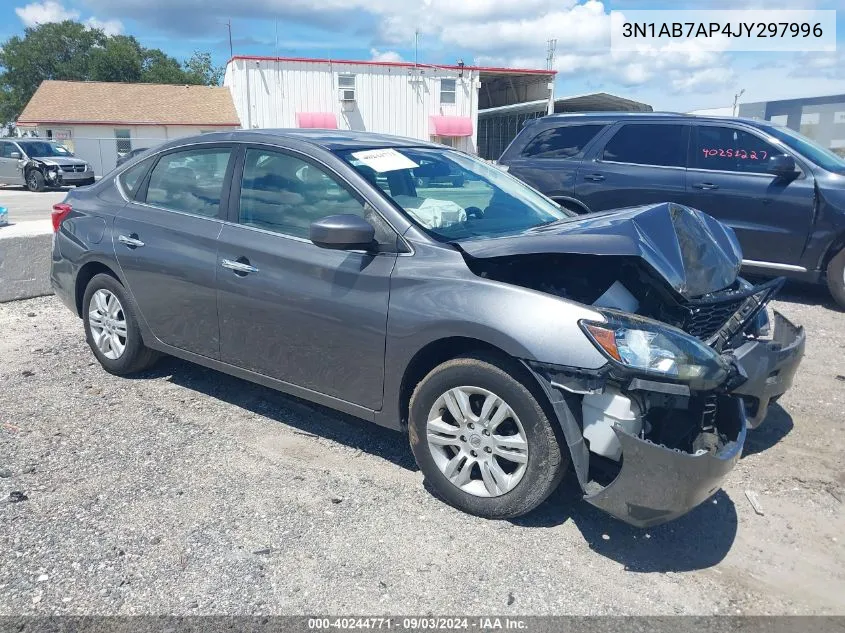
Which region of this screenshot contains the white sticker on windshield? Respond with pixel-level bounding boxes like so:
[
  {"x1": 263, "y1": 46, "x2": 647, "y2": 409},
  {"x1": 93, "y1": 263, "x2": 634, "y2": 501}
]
[{"x1": 351, "y1": 148, "x2": 418, "y2": 173}]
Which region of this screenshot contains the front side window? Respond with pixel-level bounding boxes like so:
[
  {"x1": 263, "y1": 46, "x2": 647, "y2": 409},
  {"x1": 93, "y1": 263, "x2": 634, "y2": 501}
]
[
  {"x1": 602, "y1": 124, "x2": 686, "y2": 167},
  {"x1": 693, "y1": 126, "x2": 779, "y2": 173},
  {"x1": 238, "y1": 149, "x2": 367, "y2": 239},
  {"x1": 0, "y1": 142, "x2": 17, "y2": 159},
  {"x1": 764, "y1": 124, "x2": 845, "y2": 173},
  {"x1": 523, "y1": 124, "x2": 606, "y2": 159},
  {"x1": 144, "y1": 148, "x2": 231, "y2": 217},
  {"x1": 337, "y1": 146, "x2": 571, "y2": 241},
  {"x1": 440, "y1": 79, "x2": 456, "y2": 104}
]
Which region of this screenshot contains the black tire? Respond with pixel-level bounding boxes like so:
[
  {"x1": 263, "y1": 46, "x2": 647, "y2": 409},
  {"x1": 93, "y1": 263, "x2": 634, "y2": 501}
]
[
  {"x1": 82, "y1": 273, "x2": 160, "y2": 375},
  {"x1": 827, "y1": 248, "x2": 845, "y2": 309},
  {"x1": 26, "y1": 170, "x2": 45, "y2": 192},
  {"x1": 408, "y1": 353, "x2": 567, "y2": 519}
]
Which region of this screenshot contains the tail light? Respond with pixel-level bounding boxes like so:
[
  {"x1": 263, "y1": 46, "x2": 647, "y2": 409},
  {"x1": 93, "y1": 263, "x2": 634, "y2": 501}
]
[{"x1": 51, "y1": 203, "x2": 72, "y2": 233}]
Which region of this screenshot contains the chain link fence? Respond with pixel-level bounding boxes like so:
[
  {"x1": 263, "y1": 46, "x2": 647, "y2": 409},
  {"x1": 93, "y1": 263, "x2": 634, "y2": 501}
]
[{"x1": 55, "y1": 137, "x2": 170, "y2": 177}]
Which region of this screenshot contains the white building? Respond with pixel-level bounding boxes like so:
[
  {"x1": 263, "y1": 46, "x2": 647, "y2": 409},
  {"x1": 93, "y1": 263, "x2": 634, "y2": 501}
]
[
  {"x1": 224, "y1": 56, "x2": 556, "y2": 155},
  {"x1": 16, "y1": 81, "x2": 241, "y2": 175}
]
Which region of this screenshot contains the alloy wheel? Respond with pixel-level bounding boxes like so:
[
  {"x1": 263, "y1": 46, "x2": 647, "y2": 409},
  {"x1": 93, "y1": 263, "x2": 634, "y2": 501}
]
[
  {"x1": 88, "y1": 289, "x2": 128, "y2": 360},
  {"x1": 426, "y1": 386, "x2": 529, "y2": 497}
]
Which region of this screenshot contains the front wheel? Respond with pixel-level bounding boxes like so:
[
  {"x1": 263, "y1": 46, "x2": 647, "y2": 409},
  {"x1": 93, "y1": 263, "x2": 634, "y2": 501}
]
[
  {"x1": 827, "y1": 248, "x2": 845, "y2": 309},
  {"x1": 26, "y1": 170, "x2": 45, "y2": 192},
  {"x1": 409, "y1": 354, "x2": 567, "y2": 519},
  {"x1": 82, "y1": 273, "x2": 160, "y2": 375}
]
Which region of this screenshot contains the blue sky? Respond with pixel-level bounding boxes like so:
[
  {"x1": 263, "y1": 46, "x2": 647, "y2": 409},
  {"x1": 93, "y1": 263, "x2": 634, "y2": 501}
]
[{"x1": 1, "y1": 0, "x2": 843, "y2": 112}]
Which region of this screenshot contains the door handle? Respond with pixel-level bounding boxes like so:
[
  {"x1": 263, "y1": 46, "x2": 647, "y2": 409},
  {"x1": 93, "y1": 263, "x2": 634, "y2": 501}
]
[
  {"x1": 692, "y1": 182, "x2": 719, "y2": 190},
  {"x1": 583, "y1": 173, "x2": 605, "y2": 182},
  {"x1": 221, "y1": 259, "x2": 259, "y2": 275},
  {"x1": 118, "y1": 234, "x2": 145, "y2": 248}
]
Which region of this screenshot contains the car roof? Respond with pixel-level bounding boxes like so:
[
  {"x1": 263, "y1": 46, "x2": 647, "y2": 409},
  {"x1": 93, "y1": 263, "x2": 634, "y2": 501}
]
[
  {"x1": 536, "y1": 111, "x2": 773, "y2": 128},
  {"x1": 173, "y1": 129, "x2": 442, "y2": 152}
]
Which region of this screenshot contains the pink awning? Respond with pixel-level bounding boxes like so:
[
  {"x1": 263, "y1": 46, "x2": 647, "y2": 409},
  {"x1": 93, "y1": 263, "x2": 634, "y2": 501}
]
[
  {"x1": 429, "y1": 115, "x2": 473, "y2": 137},
  {"x1": 296, "y1": 112, "x2": 338, "y2": 129}
]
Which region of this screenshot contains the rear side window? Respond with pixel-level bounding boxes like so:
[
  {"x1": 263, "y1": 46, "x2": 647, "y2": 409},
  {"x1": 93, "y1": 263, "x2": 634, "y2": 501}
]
[
  {"x1": 522, "y1": 124, "x2": 605, "y2": 159},
  {"x1": 144, "y1": 148, "x2": 232, "y2": 217},
  {"x1": 118, "y1": 157, "x2": 154, "y2": 199},
  {"x1": 602, "y1": 124, "x2": 686, "y2": 167},
  {"x1": 693, "y1": 126, "x2": 780, "y2": 173}
]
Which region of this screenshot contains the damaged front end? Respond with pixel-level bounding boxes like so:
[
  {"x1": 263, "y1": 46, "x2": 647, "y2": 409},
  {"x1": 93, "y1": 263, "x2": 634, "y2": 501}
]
[
  {"x1": 26, "y1": 158, "x2": 63, "y2": 188},
  {"x1": 463, "y1": 202, "x2": 806, "y2": 526}
]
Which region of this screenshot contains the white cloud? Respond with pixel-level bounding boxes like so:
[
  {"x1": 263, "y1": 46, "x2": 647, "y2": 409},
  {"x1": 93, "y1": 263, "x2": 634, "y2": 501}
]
[
  {"x1": 15, "y1": 1, "x2": 124, "y2": 34},
  {"x1": 85, "y1": 16, "x2": 124, "y2": 35},
  {"x1": 370, "y1": 48, "x2": 403, "y2": 63},
  {"x1": 15, "y1": 1, "x2": 79, "y2": 26}
]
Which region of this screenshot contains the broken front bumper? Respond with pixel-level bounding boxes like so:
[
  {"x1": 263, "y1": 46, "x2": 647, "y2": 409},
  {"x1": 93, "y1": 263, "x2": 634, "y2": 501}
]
[
  {"x1": 584, "y1": 396, "x2": 746, "y2": 528},
  {"x1": 729, "y1": 311, "x2": 805, "y2": 428}
]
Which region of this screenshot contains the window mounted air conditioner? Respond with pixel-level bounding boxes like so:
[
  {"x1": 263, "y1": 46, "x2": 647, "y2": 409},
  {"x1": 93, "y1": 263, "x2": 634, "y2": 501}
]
[{"x1": 339, "y1": 88, "x2": 356, "y2": 101}]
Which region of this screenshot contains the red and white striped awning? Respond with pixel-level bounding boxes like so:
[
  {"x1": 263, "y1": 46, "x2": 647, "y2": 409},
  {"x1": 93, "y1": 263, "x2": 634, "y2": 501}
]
[{"x1": 295, "y1": 112, "x2": 338, "y2": 129}]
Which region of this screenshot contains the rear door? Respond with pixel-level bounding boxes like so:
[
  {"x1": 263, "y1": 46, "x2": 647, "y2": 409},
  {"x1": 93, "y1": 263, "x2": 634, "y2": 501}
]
[
  {"x1": 501, "y1": 122, "x2": 608, "y2": 206},
  {"x1": 112, "y1": 144, "x2": 235, "y2": 358},
  {"x1": 216, "y1": 145, "x2": 398, "y2": 410},
  {"x1": 575, "y1": 122, "x2": 689, "y2": 211},
  {"x1": 0, "y1": 141, "x2": 24, "y2": 185},
  {"x1": 685, "y1": 123, "x2": 815, "y2": 264}
]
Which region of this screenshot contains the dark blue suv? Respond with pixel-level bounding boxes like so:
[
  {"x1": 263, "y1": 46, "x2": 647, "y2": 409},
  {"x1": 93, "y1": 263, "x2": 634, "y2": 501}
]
[{"x1": 498, "y1": 113, "x2": 845, "y2": 307}]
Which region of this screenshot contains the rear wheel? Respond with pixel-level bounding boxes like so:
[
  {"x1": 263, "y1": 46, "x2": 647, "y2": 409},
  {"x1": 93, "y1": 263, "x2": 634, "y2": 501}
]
[
  {"x1": 827, "y1": 248, "x2": 845, "y2": 309},
  {"x1": 82, "y1": 273, "x2": 159, "y2": 375},
  {"x1": 409, "y1": 354, "x2": 567, "y2": 519},
  {"x1": 26, "y1": 170, "x2": 45, "y2": 192}
]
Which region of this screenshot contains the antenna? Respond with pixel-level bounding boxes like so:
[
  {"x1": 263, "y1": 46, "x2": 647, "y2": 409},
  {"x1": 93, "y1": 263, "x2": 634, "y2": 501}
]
[
  {"x1": 226, "y1": 19, "x2": 233, "y2": 58},
  {"x1": 546, "y1": 38, "x2": 557, "y2": 71},
  {"x1": 274, "y1": 18, "x2": 278, "y2": 57},
  {"x1": 414, "y1": 29, "x2": 419, "y2": 67}
]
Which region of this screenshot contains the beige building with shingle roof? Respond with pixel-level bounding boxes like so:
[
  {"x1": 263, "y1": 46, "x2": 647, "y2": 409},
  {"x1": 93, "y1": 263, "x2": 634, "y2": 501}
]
[{"x1": 16, "y1": 80, "x2": 242, "y2": 175}]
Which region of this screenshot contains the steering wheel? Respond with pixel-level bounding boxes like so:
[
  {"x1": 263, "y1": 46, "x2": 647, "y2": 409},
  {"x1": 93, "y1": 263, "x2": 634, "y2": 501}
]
[{"x1": 465, "y1": 206, "x2": 484, "y2": 219}]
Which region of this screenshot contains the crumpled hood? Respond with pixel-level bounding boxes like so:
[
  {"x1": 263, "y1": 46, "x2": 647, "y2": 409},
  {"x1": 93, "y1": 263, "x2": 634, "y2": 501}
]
[
  {"x1": 32, "y1": 156, "x2": 86, "y2": 167},
  {"x1": 455, "y1": 202, "x2": 743, "y2": 299}
]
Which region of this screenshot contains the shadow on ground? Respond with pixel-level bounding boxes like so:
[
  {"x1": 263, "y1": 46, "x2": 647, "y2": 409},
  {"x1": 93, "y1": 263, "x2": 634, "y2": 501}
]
[
  {"x1": 742, "y1": 402, "x2": 794, "y2": 458},
  {"x1": 131, "y1": 356, "x2": 417, "y2": 471},
  {"x1": 134, "y1": 356, "x2": 743, "y2": 572},
  {"x1": 511, "y1": 477, "x2": 738, "y2": 572}
]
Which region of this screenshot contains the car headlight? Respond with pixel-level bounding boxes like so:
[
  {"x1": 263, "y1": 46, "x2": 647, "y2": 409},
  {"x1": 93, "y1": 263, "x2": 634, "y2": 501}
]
[{"x1": 580, "y1": 311, "x2": 729, "y2": 391}]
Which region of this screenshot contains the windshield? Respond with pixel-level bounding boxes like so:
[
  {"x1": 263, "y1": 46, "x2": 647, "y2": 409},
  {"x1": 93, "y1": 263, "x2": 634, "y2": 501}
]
[
  {"x1": 335, "y1": 147, "x2": 571, "y2": 240},
  {"x1": 763, "y1": 125, "x2": 845, "y2": 173},
  {"x1": 18, "y1": 141, "x2": 73, "y2": 158}
]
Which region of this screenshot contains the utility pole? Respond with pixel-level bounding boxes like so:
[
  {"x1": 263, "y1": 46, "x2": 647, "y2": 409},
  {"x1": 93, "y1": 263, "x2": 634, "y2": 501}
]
[
  {"x1": 414, "y1": 29, "x2": 419, "y2": 68},
  {"x1": 732, "y1": 88, "x2": 745, "y2": 116},
  {"x1": 226, "y1": 19, "x2": 233, "y2": 59},
  {"x1": 546, "y1": 38, "x2": 557, "y2": 71}
]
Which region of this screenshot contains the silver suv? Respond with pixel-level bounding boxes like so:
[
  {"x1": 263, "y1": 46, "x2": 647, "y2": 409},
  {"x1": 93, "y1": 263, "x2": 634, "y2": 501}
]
[{"x1": 0, "y1": 139, "x2": 95, "y2": 191}]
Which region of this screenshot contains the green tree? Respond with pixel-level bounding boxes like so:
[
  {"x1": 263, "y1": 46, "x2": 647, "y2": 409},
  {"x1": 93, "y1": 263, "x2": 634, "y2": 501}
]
[
  {"x1": 0, "y1": 20, "x2": 105, "y2": 123},
  {"x1": 90, "y1": 35, "x2": 144, "y2": 83},
  {"x1": 140, "y1": 49, "x2": 189, "y2": 85},
  {"x1": 183, "y1": 51, "x2": 225, "y2": 86},
  {"x1": 0, "y1": 20, "x2": 222, "y2": 124}
]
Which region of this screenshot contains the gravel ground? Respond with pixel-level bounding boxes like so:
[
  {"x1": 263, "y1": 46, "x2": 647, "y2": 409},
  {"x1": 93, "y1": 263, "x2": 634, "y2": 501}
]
[{"x1": 1, "y1": 286, "x2": 843, "y2": 615}]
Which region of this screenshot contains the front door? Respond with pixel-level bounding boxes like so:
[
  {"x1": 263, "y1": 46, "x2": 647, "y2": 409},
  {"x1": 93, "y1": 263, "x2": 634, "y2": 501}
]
[
  {"x1": 0, "y1": 141, "x2": 24, "y2": 185},
  {"x1": 216, "y1": 146, "x2": 396, "y2": 410},
  {"x1": 112, "y1": 145, "x2": 235, "y2": 358},
  {"x1": 575, "y1": 122, "x2": 689, "y2": 212},
  {"x1": 686, "y1": 124, "x2": 815, "y2": 264}
]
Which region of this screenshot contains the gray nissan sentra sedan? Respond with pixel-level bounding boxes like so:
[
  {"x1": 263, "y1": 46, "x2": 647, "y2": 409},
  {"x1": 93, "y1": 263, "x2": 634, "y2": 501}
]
[{"x1": 50, "y1": 130, "x2": 806, "y2": 527}]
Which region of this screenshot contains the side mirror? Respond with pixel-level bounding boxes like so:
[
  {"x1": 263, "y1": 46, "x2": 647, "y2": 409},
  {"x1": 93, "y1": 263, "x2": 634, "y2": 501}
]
[
  {"x1": 310, "y1": 214, "x2": 375, "y2": 251},
  {"x1": 768, "y1": 154, "x2": 796, "y2": 177},
  {"x1": 10, "y1": 151, "x2": 21, "y2": 160}
]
